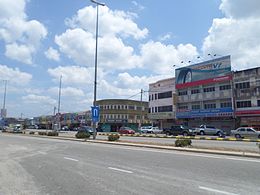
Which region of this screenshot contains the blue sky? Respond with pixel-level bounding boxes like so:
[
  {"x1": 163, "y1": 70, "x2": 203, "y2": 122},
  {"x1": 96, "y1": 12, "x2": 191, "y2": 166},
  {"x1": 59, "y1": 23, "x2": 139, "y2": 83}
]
[{"x1": 0, "y1": 0, "x2": 259, "y2": 118}]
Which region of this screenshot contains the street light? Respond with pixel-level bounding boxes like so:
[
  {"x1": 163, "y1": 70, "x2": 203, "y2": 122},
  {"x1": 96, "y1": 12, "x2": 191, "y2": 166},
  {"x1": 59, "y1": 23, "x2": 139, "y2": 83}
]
[{"x1": 91, "y1": 0, "x2": 105, "y2": 139}]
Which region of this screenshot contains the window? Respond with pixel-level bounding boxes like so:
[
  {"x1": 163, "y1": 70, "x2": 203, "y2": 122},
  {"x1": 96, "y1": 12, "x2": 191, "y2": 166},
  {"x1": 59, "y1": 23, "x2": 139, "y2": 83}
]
[
  {"x1": 155, "y1": 94, "x2": 158, "y2": 100},
  {"x1": 128, "y1": 105, "x2": 135, "y2": 110},
  {"x1": 203, "y1": 87, "x2": 215, "y2": 92},
  {"x1": 191, "y1": 104, "x2": 200, "y2": 110},
  {"x1": 258, "y1": 100, "x2": 260, "y2": 107},
  {"x1": 236, "y1": 101, "x2": 251, "y2": 108},
  {"x1": 155, "y1": 107, "x2": 158, "y2": 112},
  {"x1": 117, "y1": 105, "x2": 120, "y2": 109},
  {"x1": 178, "y1": 91, "x2": 187, "y2": 96},
  {"x1": 158, "y1": 91, "x2": 172, "y2": 99},
  {"x1": 148, "y1": 108, "x2": 151, "y2": 113},
  {"x1": 136, "y1": 106, "x2": 142, "y2": 110},
  {"x1": 191, "y1": 89, "x2": 200, "y2": 94},
  {"x1": 220, "y1": 102, "x2": 232, "y2": 108},
  {"x1": 158, "y1": 105, "x2": 172, "y2": 112},
  {"x1": 235, "y1": 82, "x2": 250, "y2": 89},
  {"x1": 149, "y1": 95, "x2": 151, "y2": 101},
  {"x1": 204, "y1": 103, "x2": 216, "y2": 109},
  {"x1": 178, "y1": 105, "x2": 188, "y2": 110},
  {"x1": 152, "y1": 107, "x2": 154, "y2": 113},
  {"x1": 151, "y1": 94, "x2": 154, "y2": 100},
  {"x1": 238, "y1": 128, "x2": 245, "y2": 132},
  {"x1": 219, "y1": 85, "x2": 231, "y2": 90}
]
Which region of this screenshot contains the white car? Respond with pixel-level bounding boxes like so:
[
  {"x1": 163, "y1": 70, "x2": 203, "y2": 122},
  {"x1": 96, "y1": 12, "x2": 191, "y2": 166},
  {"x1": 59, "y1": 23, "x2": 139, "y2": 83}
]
[{"x1": 140, "y1": 126, "x2": 162, "y2": 134}]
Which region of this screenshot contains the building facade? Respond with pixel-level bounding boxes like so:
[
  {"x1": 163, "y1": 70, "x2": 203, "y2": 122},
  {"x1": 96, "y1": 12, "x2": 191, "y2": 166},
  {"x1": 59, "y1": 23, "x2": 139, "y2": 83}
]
[
  {"x1": 148, "y1": 77, "x2": 176, "y2": 129},
  {"x1": 97, "y1": 99, "x2": 149, "y2": 132},
  {"x1": 233, "y1": 67, "x2": 260, "y2": 130},
  {"x1": 175, "y1": 56, "x2": 236, "y2": 132}
]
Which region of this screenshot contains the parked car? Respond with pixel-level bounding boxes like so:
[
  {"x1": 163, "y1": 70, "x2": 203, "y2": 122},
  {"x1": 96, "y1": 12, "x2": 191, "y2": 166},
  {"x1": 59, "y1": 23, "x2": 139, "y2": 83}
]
[
  {"x1": 118, "y1": 127, "x2": 135, "y2": 134},
  {"x1": 140, "y1": 126, "x2": 163, "y2": 134},
  {"x1": 77, "y1": 126, "x2": 94, "y2": 135},
  {"x1": 61, "y1": 126, "x2": 69, "y2": 131},
  {"x1": 194, "y1": 125, "x2": 225, "y2": 136},
  {"x1": 163, "y1": 125, "x2": 194, "y2": 136},
  {"x1": 231, "y1": 127, "x2": 260, "y2": 139}
]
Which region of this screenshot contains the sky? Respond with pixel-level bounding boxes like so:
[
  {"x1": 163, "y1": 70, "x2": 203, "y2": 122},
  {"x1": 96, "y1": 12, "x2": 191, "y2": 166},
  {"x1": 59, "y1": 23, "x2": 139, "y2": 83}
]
[{"x1": 0, "y1": 0, "x2": 260, "y2": 118}]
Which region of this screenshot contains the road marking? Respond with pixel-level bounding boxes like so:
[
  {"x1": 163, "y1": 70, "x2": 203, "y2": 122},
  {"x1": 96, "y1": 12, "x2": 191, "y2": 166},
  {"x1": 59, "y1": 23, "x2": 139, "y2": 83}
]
[
  {"x1": 64, "y1": 157, "x2": 79, "y2": 162},
  {"x1": 108, "y1": 167, "x2": 133, "y2": 174},
  {"x1": 199, "y1": 186, "x2": 238, "y2": 195},
  {"x1": 38, "y1": 151, "x2": 47, "y2": 155}
]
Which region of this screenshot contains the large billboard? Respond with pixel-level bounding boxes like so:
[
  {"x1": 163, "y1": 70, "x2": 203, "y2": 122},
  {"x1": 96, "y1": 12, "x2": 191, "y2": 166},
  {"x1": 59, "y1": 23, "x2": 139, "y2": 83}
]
[
  {"x1": 176, "y1": 108, "x2": 233, "y2": 118},
  {"x1": 175, "y1": 55, "x2": 231, "y2": 89}
]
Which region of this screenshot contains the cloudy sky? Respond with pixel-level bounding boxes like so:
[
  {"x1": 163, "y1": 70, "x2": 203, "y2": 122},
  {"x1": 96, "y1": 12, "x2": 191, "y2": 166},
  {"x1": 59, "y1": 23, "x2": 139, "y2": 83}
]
[{"x1": 0, "y1": 0, "x2": 259, "y2": 118}]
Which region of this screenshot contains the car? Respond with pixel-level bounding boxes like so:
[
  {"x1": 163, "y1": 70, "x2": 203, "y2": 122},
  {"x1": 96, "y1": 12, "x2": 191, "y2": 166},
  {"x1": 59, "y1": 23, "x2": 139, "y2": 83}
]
[
  {"x1": 61, "y1": 126, "x2": 69, "y2": 131},
  {"x1": 231, "y1": 127, "x2": 260, "y2": 139},
  {"x1": 194, "y1": 125, "x2": 225, "y2": 136},
  {"x1": 118, "y1": 127, "x2": 135, "y2": 134},
  {"x1": 140, "y1": 126, "x2": 162, "y2": 134},
  {"x1": 163, "y1": 125, "x2": 195, "y2": 136},
  {"x1": 77, "y1": 126, "x2": 94, "y2": 135}
]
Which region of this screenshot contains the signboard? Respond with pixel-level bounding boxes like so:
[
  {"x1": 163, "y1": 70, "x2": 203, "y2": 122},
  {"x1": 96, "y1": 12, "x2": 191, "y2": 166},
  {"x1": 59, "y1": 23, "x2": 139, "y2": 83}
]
[
  {"x1": 148, "y1": 112, "x2": 174, "y2": 120},
  {"x1": 175, "y1": 56, "x2": 231, "y2": 89},
  {"x1": 91, "y1": 106, "x2": 100, "y2": 123},
  {"x1": 176, "y1": 108, "x2": 233, "y2": 119}
]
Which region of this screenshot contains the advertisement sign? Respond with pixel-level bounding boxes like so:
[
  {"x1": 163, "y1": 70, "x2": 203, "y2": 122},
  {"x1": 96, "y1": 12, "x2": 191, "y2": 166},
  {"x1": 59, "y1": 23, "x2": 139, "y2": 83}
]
[
  {"x1": 175, "y1": 56, "x2": 231, "y2": 89},
  {"x1": 176, "y1": 108, "x2": 233, "y2": 119}
]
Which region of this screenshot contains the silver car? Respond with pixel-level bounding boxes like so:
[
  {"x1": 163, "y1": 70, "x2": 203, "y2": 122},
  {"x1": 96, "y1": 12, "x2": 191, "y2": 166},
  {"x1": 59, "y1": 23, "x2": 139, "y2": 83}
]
[{"x1": 231, "y1": 127, "x2": 260, "y2": 139}]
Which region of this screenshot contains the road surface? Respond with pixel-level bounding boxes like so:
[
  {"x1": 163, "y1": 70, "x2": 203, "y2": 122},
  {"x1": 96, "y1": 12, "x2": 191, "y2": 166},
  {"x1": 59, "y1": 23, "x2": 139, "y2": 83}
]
[{"x1": 1, "y1": 134, "x2": 259, "y2": 195}]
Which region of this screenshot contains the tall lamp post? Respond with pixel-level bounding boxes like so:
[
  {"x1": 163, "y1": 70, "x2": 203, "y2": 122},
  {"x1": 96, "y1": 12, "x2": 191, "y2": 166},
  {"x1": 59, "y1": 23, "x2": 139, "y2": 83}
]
[{"x1": 90, "y1": 0, "x2": 105, "y2": 139}]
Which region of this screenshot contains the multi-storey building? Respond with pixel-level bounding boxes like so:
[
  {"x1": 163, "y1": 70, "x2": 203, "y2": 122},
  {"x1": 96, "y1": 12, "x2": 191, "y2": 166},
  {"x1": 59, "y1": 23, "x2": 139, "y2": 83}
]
[
  {"x1": 233, "y1": 67, "x2": 260, "y2": 130},
  {"x1": 97, "y1": 99, "x2": 149, "y2": 132},
  {"x1": 148, "y1": 77, "x2": 176, "y2": 129},
  {"x1": 175, "y1": 56, "x2": 236, "y2": 132}
]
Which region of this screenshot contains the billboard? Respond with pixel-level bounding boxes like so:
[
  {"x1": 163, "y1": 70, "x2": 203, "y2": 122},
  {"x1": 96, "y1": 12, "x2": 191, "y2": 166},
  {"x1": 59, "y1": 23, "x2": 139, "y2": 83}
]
[
  {"x1": 175, "y1": 55, "x2": 231, "y2": 89},
  {"x1": 176, "y1": 108, "x2": 233, "y2": 119}
]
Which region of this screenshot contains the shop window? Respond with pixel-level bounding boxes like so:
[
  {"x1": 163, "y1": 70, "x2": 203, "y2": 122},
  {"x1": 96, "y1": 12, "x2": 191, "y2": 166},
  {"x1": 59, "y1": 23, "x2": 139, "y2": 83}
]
[{"x1": 236, "y1": 101, "x2": 251, "y2": 108}]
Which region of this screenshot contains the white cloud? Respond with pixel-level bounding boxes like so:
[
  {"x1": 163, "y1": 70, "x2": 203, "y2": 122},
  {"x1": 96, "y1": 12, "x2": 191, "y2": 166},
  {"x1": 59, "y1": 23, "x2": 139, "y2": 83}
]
[
  {"x1": 47, "y1": 65, "x2": 105, "y2": 85},
  {"x1": 55, "y1": 28, "x2": 141, "y2": 69},
  {"x1": 5, "y1": 43, "x2": 33, "y2": 64},
  {"x1": 65, "y1": 5, "x2": 148, "y2": 40},
  {"x1": 158, "y1": 33, "x2": 172, "y2": 42},
  {"x1": 131, "y1": 1, "x2": 145, "y2": 11},
  {"x1": 45, "y1": 47, "x2": 60, "y2": 61},
  {"x1": 0, "y1": 64, "x2": 32, "y2": 85},
  {"x1": 0, "y1": 0, "x2": 47, "y2": 64},
  {"x1": 140, "y1": 41, "x2": 199, "y2": 74},
  {"x1": 48, "y1": 87, "x2": 85, "y2": 97},
  {"x1": 202, "y1": 0, "x2": 260, "y2": 70},
  {"x1": 22, "y1": 94, "x2": 56, "y2": 105}
]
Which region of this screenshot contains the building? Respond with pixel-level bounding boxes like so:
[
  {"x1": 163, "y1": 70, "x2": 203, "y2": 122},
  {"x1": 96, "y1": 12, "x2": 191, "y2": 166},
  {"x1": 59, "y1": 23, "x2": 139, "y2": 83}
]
[
  {"x1": 97, "y1": 99, "x2": 149, "y2": 132},
  {"x1": 233, "y1": 67, "x2": 260, "y2": 130},
  {"x1": 148, "y1": 77, "x2": 176, "y2": 129},
  {"x1": 175, "y1": 56, "x2": 236, "y2": 132}
]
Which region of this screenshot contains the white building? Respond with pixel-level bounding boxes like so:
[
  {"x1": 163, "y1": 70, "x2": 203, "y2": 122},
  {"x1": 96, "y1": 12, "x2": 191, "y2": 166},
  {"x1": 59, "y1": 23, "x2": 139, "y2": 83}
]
[{"x1": 148, "y1": 77, "x2": 176, "y2": 129}]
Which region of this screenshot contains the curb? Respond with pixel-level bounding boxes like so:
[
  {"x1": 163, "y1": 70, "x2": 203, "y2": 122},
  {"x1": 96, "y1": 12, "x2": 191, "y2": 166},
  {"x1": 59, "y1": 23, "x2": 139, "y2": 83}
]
[
  {"x1": 12, "y1": 133, "x2": 260, "y2": 159},
  {"x1": 98, "y1": 133, "x2": 260, "y2": 143}
]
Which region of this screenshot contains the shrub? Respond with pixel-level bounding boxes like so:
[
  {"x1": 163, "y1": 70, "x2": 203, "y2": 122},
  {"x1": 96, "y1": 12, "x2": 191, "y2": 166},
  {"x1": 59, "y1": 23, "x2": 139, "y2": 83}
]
[
  {"x1": 108, "y1": 134, "x2": 120, "y2": 141},
  {"x1": 47, "y1": 131, "x2": 59, "y2": 136},
  {"x1": 29, "y1": 131, "x2": 35, "y2": 135},
  {"x1": 175, "y1": 139, "x2": 192, "y2": 147},
  {"x1": 75, "y1": 131, "x2": 90, "y2": 139},
  {"x1": 38, "y1": 131, "x2": 47, "y2": 136}
]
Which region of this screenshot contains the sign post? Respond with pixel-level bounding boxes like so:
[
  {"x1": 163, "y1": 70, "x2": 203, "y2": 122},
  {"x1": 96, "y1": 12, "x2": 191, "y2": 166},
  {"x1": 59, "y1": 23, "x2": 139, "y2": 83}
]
[{"x1": 91, "y1": 106, "x2": 100, "y2": 138}]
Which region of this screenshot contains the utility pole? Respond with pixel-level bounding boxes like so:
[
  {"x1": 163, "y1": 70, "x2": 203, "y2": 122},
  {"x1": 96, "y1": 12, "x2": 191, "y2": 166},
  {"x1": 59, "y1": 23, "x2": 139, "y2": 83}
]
[
  {"x1": 1, "y1": 80, "x2": 7, "y2": 118},
  {"x1": 91, "y1": 0, "x2": 105, "y2": 139},
  {"x1": 139, "y1": 89, "x2": 143, "y2": 128},
  {"x1": 57, "y1": 75, "x2": 62, "y2": 130}
]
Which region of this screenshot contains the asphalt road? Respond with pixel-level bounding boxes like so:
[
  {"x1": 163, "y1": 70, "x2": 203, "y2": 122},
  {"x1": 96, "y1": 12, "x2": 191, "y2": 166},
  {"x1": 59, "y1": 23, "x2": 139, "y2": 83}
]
[{"x1": 1, "y1": 134, "x2": 260, "y2": 195}]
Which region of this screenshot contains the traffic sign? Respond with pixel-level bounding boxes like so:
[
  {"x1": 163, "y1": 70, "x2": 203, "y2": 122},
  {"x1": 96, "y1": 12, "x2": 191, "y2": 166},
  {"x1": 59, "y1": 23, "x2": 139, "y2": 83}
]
[{"x1": 91, "y1": 106, "x2": 100, "y2": 123}]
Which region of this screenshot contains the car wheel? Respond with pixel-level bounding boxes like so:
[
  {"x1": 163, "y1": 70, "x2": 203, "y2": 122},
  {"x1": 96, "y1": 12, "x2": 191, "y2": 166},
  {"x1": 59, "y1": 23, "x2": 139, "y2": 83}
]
[
  {"x1": 216, "y1": 131, "x2": 222, "y2": 137},
  {"x1": 183, "y1": 132, "x2": 188, "y2": 136},
  {"x1": 200, "y1": 131, "x2": 205, "y2": 135},
  {"x1": 235, "y1": 134, "x2": 241, "y2": 139}
]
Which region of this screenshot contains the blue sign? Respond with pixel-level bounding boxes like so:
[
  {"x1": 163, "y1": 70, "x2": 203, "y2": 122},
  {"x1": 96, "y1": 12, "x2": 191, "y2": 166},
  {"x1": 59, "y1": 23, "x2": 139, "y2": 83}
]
[
  {"x1": 176, "y1": 108, "x2": 234, "y2": 119},
  {"x1": 91, "y1": 106, "x2": 100, "y2": 122}
]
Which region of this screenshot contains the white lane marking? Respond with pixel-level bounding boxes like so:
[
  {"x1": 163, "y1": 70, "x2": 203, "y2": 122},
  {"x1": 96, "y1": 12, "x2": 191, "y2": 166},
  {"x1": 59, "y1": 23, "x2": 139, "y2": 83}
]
[
  {"x1": 108, "y1": 167, "x2": 133, "y2": 174},
  {"x1": 64, "y1": 157, "x2": 79, "y2": 162},
  {"x1": 199, "y1": 186, "x2": 238, "y2": 195},
  {"x1": 38, "y1": 151, "x2": 47, "y2": 155},
  {"x1": 90, "y1": 143, "x2": 260, "y2": 163}
]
